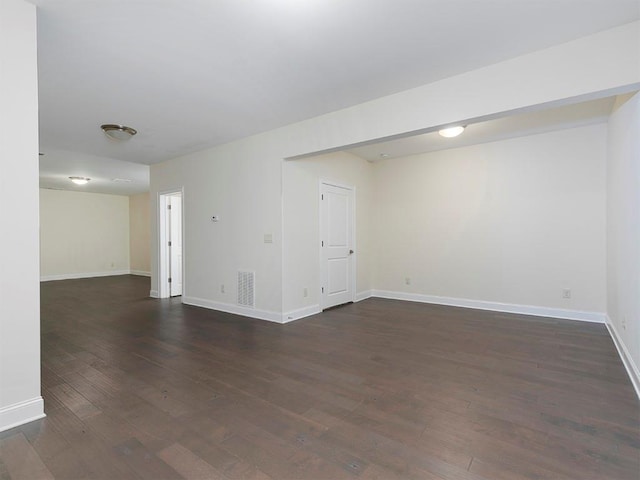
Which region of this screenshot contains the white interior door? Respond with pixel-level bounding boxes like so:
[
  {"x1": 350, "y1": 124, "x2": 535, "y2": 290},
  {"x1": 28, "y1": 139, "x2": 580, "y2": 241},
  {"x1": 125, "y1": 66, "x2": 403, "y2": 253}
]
[
  {"x1": 169, "y1": 194, "x2": 182, "y2": 296},
  {"x1": 321, "y1": 182, "x2": 355, "y2": 309}
]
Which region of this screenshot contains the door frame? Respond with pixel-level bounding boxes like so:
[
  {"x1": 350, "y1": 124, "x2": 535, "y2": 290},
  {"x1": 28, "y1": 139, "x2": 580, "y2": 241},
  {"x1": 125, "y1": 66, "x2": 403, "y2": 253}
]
[
  {"x1": 158, "y1": 188, "x2": 184, "y2": 299},
  {"x1": 319, "y1": 180, "x2": 356, "y2": 310}
]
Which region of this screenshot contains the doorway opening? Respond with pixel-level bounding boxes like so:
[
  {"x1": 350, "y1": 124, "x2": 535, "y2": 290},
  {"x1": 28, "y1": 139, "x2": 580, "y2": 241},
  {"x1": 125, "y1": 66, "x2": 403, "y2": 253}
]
[{"x1": 159, "y1": 190, "x2": 183, "y2": 298}]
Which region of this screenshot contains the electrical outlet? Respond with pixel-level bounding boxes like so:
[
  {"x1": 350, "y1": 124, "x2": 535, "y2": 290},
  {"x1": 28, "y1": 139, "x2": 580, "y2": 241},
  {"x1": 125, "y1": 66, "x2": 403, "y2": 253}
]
[
  {"x1": 303, "y1": 287, "x2": 308, "y2": 298},
  {"x1": 562, "y1": 288, "x2": 571, "y2": 299},
  {"x1": 405, "y1": 277, "x2": 411, "y2": 286},
  {"x1": 220, "y1": 284, "x2": 225, "y2": 294}
]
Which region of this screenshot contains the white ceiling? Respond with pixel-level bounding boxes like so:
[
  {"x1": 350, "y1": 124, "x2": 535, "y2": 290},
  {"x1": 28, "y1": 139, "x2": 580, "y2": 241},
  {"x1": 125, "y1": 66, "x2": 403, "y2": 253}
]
[
  {"x1": 33, "y1": 0, "x2": 639, "y2": 193},
  {"x1": 39, "y1": 148, "x2": 149, "y2": 195},
  {"x1": 347, "y1": 96, "x2": 617, "y2": 162}
]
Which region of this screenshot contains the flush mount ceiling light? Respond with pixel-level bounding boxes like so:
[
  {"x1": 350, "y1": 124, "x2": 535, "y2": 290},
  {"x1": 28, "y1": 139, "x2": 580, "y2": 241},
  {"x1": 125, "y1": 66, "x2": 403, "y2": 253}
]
[
  {"x1": 101, "y1": 124, "x2": 137, "y2": 140},
  {"x1": 69, "y1": 176, "x2": 90, "y2": 185},
  {"x1": 438, "y1": 126, "x2": 465, "y2": 138}
]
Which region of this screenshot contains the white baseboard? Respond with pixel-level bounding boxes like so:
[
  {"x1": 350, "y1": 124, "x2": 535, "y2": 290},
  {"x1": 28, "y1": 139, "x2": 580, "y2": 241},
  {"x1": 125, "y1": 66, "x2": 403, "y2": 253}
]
[
  {"x1": 0, "y1": 397, "x2": 45, "y2": 433},
  {"x1": 40, "y1": 270, "x2": 130, "y2": 282},
  {"x1": 282, "y1": 304, "x2": 321, "y2": 323},
  {"x1": 280, "y1": 291, "x2": 373, "y2": 323},
  {"x1": 605, "y1": 316, "x2": 640, "y2": 400},
  {"x1": 370, "y1": 290, "x2": 606, "y2": 323},
  {"x1": 355, "y1": 290, "x2": 373, "y2": 302},
  {"x1": 182, "y1": 296, "x2": 283, "y2": 323},
  {"x1": 130, "y1": 270, "x2": 151, "y2": 277},
  {"x1": 149, "y1": 290, "x2": 159, "y2": 298},
  {"x1": 172, "y1": 288, "x2": 607, "y2": 330}
]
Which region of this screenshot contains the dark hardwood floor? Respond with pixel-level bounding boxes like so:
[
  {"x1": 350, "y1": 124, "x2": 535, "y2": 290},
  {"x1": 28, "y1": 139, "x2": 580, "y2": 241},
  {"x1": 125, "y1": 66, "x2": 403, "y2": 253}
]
[{"x1": 1, "y1": 275, "x2": 638, "y2": 479}]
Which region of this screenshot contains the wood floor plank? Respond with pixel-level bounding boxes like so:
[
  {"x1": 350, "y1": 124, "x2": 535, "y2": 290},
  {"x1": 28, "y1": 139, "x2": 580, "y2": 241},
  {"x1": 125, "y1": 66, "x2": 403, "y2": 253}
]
[
  {"x1": 47, "y1": 383, "x2": 101, "y2": 420},
  {"x1": 2, "y1": 275, "x2": 636, "y2": 480},
  {"x1": 0, "y1": 433, "x2": 55, "y2": 480},
  {"x1": 157, "y1": 443, "x2": 226, "y2": 479},
  {"x1": 0, "y1": 458, "x2": 11, "y2": 480},
  {"x1": 217, "y1": 413, "x2": 348, "y2": 480},
  {"x1": 113, "y1": 438, "x2": 184, "y2": 480},
  {"x1": 17, "y1": 419, "x2": 69, "y2": 466},
  {"x1": 175, "y1": 429, "x2": 273, "y2": 480},
  {"x1": 43, "y1": 406, "x2": 142, "y2": 480}
]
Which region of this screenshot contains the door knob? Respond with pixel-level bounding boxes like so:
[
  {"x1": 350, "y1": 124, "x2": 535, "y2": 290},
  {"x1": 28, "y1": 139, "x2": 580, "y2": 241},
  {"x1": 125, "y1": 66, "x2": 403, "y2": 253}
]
[{"x1": 349, "y1": 249, "x2": 354, "y2": 254}]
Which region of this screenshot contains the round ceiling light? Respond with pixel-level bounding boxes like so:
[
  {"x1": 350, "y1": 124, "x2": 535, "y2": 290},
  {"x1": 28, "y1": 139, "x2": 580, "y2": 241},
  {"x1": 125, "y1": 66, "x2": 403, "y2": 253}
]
[
  {"x1": 69, "y1": 176, "x2": 90, "y2": 185},
  {"x1": 101, "y1": 124, "x2": 137, "y2": 140},
  {"x1": 438, "y1": 126, "x2": 465, "y2": 138}
]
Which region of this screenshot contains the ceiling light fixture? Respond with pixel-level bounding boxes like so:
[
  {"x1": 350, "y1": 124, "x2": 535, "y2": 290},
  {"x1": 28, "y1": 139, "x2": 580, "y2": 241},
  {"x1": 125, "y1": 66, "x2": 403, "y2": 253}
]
[
  {"x1": 69, "y1": 176, "x2": 90, "y2": 185},
  {"x1": 101, "y1": 124, "x2": 137, "y2": 140},
  {"x1": 438, "y1": 126, "x2": 465, "y2": 138}
]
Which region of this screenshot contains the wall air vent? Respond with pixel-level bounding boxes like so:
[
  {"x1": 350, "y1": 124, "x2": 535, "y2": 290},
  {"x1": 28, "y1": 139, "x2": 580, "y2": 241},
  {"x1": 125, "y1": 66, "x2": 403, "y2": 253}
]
[{"x1": 237, "y1": 271, "x2": 255, "y2": 308}]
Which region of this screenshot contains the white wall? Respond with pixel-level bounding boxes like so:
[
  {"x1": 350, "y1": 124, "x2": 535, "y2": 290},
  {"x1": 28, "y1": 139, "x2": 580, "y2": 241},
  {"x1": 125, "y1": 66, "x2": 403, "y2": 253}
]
[
  {"x1": 606, "y1": 92, "x2": 640, "y2": 394},
  {"x1": 282, "y1": 151, "x2": 374, "y2": 318},
  {"x1": 372, "y1": 125, "x2": 607, "y2": 317},
  {"x1": 129, "y1": 192, "x2": 151, "y2": 275},
  {"x1": 39, "y1": 189, "x2": 130, "y2": 280},
  {"x1": 151, "y1": 23, "x2": 638, "y2": 323},
  {"x1": 0, "y1": 0, "x2": 44, "y2": 432},
  {"x1": 151, "y1": 146, "x2": 283, "y2": 320}
]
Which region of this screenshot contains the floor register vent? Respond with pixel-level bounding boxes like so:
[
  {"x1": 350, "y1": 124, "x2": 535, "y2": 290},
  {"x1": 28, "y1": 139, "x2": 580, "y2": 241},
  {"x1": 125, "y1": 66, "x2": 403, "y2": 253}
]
[{"x1": 237, "y1": 271, "x2": 255, "y2": 308}]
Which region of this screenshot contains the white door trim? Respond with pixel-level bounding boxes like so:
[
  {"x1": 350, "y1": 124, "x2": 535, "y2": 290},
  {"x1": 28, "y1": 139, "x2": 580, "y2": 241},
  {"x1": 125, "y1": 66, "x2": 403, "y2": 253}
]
[
  {"x1": 158, "y1": 188, "x2": 185, "y2": 299},
  {"x1": 319, "y1": 180, "x2": 356, "y2": 310}
]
